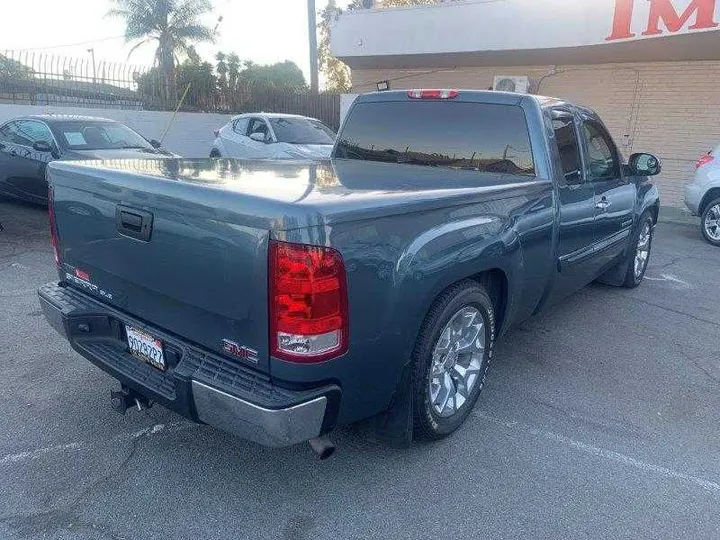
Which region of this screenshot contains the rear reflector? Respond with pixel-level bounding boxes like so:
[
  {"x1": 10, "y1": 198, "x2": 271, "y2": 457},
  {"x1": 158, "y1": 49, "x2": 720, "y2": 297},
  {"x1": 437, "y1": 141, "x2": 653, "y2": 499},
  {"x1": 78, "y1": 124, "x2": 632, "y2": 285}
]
[
  {"x1": 47, "y1": 186, "x2": 61, "y2": 268},
  {"x1": 696, "y1": 154, "x2": 714, "y2": 169},
  {"x1": 407, "y1": 89, "x2": 459, "y2": 100},
  {"x1": 269, "y1": 240, "x2": 349, "y2": 363}
]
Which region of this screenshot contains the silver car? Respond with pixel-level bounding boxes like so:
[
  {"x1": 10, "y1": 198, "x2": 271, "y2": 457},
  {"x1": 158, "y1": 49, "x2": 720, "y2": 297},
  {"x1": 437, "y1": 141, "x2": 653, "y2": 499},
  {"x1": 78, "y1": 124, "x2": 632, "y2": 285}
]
[
  {"x1": 685, "y1": 144, "x2": 720, "y2": 246},
  {"x1": 210, "y1": 113, "x2": 336, "y2": 160}
]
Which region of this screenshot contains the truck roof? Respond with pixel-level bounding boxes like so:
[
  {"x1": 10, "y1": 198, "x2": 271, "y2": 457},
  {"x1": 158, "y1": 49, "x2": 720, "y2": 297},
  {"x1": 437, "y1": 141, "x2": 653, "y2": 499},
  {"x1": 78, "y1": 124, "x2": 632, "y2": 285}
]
[{"x1": 353, "y1": 90, "x2": 596, "y2": 117}]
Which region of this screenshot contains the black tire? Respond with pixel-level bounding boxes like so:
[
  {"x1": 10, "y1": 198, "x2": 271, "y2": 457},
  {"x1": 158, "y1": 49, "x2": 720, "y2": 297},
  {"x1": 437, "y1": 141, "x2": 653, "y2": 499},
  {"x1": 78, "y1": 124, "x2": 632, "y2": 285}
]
[
  {"x1": 209, "y1": 149, "x2": 221, "y2": 158},
  {"x1": 412, "y1": 280, "x2": 495, "y2": 441},
  {"x1": 700, "y1": 197, "x2": 720, "y2": 247},
  {"x1": 622, "y1": 211, "x2": 654, "y2": 288}
]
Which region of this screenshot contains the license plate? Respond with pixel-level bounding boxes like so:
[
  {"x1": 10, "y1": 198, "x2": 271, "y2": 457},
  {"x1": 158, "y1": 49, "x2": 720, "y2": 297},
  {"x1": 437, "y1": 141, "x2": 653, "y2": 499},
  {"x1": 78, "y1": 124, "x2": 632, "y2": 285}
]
[{"x1": 126, "y1": 325, "x2": 166, "y2": 371}]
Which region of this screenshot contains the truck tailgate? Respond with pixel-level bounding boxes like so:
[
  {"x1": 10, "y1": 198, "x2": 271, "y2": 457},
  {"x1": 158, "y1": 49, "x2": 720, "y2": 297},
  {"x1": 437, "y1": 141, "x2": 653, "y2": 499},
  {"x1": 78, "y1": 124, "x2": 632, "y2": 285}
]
[{"x1": 50, "y1": 162, "x2": 272, "y2": 373}]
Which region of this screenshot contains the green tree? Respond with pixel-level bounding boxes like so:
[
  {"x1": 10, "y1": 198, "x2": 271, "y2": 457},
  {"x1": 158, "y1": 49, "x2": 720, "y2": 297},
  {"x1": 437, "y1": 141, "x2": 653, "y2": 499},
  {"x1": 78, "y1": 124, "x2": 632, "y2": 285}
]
[
  {"x1": 241, "y1": 60, "x2": 306, "y2": 90},
  {"x1": 318, "y1": 0, "x2": 438, "y2": 92},
  {"x1": 227, "y1": 53, "x2": 241, "y2": 91},
  {"x1": 108, "y1": 0, "x2": 216, "y2": 103},
  {"x1": 215, "y1": 51, "x2": 228, "y2": 93}
]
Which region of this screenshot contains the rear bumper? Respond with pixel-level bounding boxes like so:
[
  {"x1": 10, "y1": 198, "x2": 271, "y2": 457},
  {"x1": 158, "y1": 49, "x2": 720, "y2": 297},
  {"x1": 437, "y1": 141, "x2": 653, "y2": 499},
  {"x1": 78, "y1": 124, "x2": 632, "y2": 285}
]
[
  {"x1": 684, "y1": 181, "x2": 703, "y2": 216},
  {"x1": 38, "y1": 282, "x2": 339, "y2": 447}
]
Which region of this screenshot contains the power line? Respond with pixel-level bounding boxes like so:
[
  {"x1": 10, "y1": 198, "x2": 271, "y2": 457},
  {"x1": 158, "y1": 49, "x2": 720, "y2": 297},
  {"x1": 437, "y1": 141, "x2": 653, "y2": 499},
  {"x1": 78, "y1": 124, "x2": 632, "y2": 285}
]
[{"x1": 5, "y1": 35, "x2": 126, "y2": 52}]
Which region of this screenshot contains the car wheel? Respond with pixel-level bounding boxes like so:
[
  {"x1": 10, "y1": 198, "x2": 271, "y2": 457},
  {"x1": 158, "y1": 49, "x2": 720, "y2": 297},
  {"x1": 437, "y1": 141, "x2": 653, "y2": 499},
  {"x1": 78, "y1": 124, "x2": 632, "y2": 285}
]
[
  {"x1": 700, "y1": 197, "x2": 720, "y2": 247},
  {"x1": 622, "y1": 212, "x2": 654, "y2": 288},
  {"x1": 210, "y1": 149, "x2": 221, "y2": 158},
  {"x1": 412, "y1": 280, "x2": 495, "y2": 441}
]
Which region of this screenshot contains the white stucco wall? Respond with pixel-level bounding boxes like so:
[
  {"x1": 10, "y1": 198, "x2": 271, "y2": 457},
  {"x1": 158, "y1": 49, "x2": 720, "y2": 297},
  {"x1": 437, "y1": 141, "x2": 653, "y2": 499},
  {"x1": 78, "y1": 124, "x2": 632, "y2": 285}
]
[
  {"x1": 340, "y1": 94, "x2": 359, "y2": 126},
  {"x1": 332, "y1": 0, "x2": 720, "y2": 59},
  {"x1": 0, "y1": 104, "x2": 233, "y2": 157}
]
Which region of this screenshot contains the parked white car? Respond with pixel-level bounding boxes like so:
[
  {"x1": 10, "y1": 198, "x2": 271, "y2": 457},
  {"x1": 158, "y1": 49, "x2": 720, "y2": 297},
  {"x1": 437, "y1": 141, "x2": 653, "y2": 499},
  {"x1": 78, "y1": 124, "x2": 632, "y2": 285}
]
[
  {"x1": 210, "y1": 113, "x2": 336, "y2": 160},
  {"x1": 685, "y1": 144, "x2": 720, "y2": 246}
]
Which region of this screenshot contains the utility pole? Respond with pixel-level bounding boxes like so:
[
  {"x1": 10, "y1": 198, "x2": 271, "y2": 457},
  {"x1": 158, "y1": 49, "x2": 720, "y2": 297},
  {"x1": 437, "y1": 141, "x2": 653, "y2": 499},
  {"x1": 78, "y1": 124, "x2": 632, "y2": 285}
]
[
  {"x1": 87, "y1": 48, "x2": 97, "y2": 85},
  {"x1": 307, "y1": 0, "x2": 319, "y2": 93}
]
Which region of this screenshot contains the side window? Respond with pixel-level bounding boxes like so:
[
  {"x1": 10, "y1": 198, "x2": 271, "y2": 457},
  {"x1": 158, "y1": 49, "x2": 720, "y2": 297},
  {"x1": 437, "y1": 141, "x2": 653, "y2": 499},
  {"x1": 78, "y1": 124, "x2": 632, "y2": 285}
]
[
  {"x1": 582, "y1": 120, "x2": 620, "y2": 181},
  {"x1": 0, "y1": 122, "x2": 16, "y2": 143},
  {"x1": 15, "y1": 121, "x2": 54, "y2": 146},
  {"x1": 247, "y1": 118, "x2": 270, "y2": 140},
  {"x1": 233, "y1": 118, "x2": 249, "y2": 135},
  {"x1": 0, "y1": 121, "x2": 33, "y2": 146},
  {"x1": 551, "y1": 115, "x2": 582, "y2": 184}
]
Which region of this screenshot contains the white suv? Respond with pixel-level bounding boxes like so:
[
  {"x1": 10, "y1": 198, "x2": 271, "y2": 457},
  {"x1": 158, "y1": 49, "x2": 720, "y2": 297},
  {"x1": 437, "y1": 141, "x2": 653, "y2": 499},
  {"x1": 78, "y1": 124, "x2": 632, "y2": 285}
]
[
  {"x1": 685, "y1": 144, "x2": 720, "y2": 246},
  {"x1": 210, "y1": 113, "x2": 336, "y2": 160}
]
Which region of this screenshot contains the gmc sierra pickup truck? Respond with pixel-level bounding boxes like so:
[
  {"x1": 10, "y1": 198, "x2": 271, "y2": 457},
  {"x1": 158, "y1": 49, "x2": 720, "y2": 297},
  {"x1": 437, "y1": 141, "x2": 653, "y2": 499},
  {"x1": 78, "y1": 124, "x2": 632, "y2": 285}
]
[{"x1": 39, "y1": 90, "x2": 661, "y2": 455}]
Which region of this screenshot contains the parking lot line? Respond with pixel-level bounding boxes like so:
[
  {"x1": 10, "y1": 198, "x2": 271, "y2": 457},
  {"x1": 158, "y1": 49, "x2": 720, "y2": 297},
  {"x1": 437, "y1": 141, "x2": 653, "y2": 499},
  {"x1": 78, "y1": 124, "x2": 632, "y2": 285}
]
[
  {"x1": 0, "y1": 421, "x2": 194, "y2": 466},
  {"x1": 477, "y1": 412, "x2": 720, "y2": 494}
]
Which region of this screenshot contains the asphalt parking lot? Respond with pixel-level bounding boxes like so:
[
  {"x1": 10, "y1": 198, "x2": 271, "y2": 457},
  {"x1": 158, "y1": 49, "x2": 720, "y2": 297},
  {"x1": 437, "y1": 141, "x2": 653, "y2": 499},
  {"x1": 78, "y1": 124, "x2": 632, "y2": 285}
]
[{"x1": 1, "y1": 199, "x2": 719, "y2": 540}]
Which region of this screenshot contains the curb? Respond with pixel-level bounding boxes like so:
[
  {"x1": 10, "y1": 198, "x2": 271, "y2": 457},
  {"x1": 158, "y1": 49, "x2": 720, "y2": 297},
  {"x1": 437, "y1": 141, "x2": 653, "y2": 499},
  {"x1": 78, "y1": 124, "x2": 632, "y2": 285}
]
[{"x1": 658, "y1": 206, "x2": 697, "y2": 228}]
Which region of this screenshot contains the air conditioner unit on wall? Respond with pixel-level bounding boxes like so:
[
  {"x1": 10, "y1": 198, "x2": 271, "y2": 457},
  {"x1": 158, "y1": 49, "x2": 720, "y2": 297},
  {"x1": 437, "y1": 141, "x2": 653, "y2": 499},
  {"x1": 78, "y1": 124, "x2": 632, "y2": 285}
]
[{"x1": 493, "y1": 76, "x2": 531, "y2": 94}]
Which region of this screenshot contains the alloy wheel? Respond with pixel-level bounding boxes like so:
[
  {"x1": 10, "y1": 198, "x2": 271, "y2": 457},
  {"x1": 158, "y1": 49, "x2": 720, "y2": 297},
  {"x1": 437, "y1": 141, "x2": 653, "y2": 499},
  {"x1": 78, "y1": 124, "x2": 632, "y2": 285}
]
[
  {"x1": 704, "y1": 204, "x2": 720, "y2": 242},
  {"x1": 427, "y1": 306, "x2": 485, "y2": 418},
  {"x1": 634, "y1": 221, "x2": 651, "y2": 279}
]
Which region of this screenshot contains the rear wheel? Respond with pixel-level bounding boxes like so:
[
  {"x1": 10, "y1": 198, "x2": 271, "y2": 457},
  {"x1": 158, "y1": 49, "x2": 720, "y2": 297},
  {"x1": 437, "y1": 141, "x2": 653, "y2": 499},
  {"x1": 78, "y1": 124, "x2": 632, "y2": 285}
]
[
  {"x1": 412, "y1": 281, "x2": 495, "y2": 441},
  {"x1": 622, "y1": 212, "x2": 654, "y2": 288},
  {"x1": 701, "y1": 197, "x2": 720, "y2": 246},
  {"x1": 210, "y1": 149, "x2": 221, "y2": 158}
]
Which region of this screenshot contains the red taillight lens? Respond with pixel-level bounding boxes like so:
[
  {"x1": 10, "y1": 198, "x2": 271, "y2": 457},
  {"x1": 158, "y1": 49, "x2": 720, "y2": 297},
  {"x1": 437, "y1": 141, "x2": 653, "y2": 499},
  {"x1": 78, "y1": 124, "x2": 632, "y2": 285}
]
[
  {"x1": 696, "y1": 154, "x2": 714, "y2": 169},
  {"x1": 407, "y1": 89, "x2": 459, "y2": 100},
  {"x1": 47, "y1": 186, "x2": 61, "y2": 268},
  {"x1": 269, "y1": 240, "x2": 348, "y2": 363}
]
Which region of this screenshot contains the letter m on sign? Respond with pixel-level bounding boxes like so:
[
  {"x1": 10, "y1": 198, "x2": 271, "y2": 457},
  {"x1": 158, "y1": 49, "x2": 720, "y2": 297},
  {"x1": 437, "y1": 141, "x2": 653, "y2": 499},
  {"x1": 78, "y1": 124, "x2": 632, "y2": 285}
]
[
  {"x1": 643, "y1": 0, "x2": 719, "y2": 35},
  {"x1": 606, "y1": 0, "x2": 719, "y2": 40}
]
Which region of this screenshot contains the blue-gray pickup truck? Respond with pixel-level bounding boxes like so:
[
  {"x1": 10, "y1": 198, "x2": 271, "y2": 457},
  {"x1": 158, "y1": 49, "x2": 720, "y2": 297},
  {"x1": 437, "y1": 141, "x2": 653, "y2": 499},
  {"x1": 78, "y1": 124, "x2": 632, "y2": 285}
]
[{"x1": 39, "y1": 90, "x2": 661, "y2": 456}]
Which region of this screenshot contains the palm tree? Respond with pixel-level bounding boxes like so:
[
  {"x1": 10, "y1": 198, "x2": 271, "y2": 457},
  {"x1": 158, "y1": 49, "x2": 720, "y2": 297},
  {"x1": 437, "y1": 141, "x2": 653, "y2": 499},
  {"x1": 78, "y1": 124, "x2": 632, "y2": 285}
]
[{"x1": 108, "y1": 0, "x2": 215, "y2": 102}]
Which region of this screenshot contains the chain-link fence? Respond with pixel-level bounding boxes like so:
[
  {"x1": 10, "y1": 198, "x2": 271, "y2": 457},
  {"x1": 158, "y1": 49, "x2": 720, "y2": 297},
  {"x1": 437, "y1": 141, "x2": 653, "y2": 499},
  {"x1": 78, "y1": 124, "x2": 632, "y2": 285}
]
[{"x1": 0, "y1": 51, "x2": 341, "y2": 129}]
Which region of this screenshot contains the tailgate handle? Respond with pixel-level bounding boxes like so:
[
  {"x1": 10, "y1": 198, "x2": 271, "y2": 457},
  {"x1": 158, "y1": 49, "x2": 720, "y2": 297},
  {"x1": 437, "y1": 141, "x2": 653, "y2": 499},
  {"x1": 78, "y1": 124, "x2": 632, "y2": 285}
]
[{"x1": 116, "y1": 205, "x2": 153, "y2": 242}]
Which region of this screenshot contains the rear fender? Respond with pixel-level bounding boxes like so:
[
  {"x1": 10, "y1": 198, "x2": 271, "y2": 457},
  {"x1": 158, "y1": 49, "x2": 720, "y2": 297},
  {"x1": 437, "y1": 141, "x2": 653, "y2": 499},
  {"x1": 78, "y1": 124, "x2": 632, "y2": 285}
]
[{"x1": 392, "y1": 215, "x2": 521, "y2": 366}]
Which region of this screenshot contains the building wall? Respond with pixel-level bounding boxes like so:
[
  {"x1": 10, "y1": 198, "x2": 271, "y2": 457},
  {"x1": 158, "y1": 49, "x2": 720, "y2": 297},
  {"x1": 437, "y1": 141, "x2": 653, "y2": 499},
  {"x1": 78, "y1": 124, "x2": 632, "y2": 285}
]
[
  {"x1": 351, "y1": 61, "x2": 720, "y2": 207},
  {"x1": 0, "y1": 104, "x2": 232, "y2": 158}
]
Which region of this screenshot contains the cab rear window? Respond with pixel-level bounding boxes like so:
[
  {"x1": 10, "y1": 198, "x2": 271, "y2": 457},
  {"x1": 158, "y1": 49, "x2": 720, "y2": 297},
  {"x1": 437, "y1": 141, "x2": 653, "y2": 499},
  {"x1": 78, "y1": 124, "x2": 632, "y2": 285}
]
[{"x1": 334, "y1": 101, "x2": 535, "y2": 175}]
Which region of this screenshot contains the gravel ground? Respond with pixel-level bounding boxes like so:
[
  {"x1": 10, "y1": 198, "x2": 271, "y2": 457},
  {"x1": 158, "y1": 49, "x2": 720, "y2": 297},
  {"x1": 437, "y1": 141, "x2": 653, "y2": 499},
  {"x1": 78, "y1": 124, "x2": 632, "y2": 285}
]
[{"x1": 1, "y1": 199, "x2": 718, "y2": 540}]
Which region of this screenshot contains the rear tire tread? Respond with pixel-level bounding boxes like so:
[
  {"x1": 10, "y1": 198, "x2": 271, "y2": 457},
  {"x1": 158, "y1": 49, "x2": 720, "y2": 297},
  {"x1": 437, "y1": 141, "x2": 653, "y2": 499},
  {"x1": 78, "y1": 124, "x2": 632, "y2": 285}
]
[{"x1": 412, "y1": 280, "x2": 496, "y2": 442}]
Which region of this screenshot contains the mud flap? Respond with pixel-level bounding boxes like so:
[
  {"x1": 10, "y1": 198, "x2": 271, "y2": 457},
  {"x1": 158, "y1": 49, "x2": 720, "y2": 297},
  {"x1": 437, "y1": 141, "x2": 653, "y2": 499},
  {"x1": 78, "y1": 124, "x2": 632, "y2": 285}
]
[{"x1": 373, "y1": 363, "x2": 413, "y2": 448}]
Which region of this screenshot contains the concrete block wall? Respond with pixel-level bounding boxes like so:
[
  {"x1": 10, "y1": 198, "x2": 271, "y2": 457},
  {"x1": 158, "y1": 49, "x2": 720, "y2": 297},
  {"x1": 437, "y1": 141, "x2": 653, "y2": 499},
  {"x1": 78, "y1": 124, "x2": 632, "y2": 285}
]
[
  {"x1": 0, "y1": 104, "x2": 233, "y2": 158},
  {"x1": 351, "y1": 61, "x2": 720, "y2": 207}
]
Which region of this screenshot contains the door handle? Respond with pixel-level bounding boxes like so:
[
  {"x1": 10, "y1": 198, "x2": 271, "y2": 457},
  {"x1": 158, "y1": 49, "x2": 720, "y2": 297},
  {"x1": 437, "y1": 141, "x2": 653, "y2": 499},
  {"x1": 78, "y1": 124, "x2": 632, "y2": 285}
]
[
  {"x1": 116, "y1": 205, "x2": 153, "y2": 242},
  {"x1": 596, "y1": 198, "x2": 612, "y2": 211}
]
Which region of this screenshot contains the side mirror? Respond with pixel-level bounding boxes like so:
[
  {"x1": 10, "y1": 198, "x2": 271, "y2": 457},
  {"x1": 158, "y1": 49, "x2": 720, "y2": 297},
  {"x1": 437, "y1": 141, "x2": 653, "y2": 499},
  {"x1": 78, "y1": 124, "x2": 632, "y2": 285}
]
[
  {"x1": 33, "y1": 140, "x2": 54, "y2": 153},
  {"x1": 628, "y1": 153, "x2": 661, "y2": 176},
  {"x1": 249, "y1": 132, "x2": 267, "y2": 143},
  {"x1": 149, "y1": 139, "x2": 162, "y2": 149}
]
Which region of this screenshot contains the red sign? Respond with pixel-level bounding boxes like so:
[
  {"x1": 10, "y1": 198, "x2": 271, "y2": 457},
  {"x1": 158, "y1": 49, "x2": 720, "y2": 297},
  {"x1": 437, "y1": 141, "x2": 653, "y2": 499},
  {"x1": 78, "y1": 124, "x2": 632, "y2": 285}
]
[{"x1": 607, "y1": 0, "x2": 719, "y2": 41}]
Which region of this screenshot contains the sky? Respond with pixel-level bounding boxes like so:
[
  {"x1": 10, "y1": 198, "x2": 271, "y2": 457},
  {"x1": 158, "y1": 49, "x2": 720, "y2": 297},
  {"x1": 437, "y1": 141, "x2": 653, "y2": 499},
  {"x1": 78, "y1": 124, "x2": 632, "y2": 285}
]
[{"x1": 0, "y1": 0, "x2": 350, "y2": 86}]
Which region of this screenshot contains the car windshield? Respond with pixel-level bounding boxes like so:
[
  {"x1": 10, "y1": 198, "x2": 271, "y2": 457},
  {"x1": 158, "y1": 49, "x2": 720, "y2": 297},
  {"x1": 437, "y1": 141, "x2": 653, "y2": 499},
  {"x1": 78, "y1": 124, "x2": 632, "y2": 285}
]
[
  {"x1": 51, "y1": 121, "x2": 154, "y2": 151},
  {"x1": 268, "y1": 117, "x2": 335, "y2": 145},
  {"x1": 334, "y1": 101, "x2": 535, "y2": 175}
]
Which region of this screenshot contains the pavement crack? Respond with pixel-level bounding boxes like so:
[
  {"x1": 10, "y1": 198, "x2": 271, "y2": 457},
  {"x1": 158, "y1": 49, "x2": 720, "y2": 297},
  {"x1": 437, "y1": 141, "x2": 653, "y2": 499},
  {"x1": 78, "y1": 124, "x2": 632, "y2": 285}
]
[
  {"x1": 631, "y1": 297, "x2": 720, "y2": 328},
  {"x1": 690, "y1": 360, "x2": 720, "y2": 386},
  {"x1": 653, "y1": 256, "x2": 683, "y2": 270}
]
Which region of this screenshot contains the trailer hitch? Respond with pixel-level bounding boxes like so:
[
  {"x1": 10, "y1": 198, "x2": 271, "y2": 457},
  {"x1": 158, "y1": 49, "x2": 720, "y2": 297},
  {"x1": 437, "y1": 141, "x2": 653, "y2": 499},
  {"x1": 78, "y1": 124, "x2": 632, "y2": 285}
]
[{"x1": 110, "y1": 385, "x2": 153, "y2": 415}]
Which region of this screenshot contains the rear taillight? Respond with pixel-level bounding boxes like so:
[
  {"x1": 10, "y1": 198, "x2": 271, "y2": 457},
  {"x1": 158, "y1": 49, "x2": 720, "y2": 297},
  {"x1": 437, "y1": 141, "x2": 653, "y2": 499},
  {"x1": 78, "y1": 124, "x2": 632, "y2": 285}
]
[
  {"x1": 47, "y1": 186, "x2": 61, "y2": 268},
  {"x1": 269, "y1": 240, "x2": 348, "y2": 363},
  {"x1": 213, "y1": 129, "x2": 220, "y2": 138},
  {"x1": 407, "y1": 89, "x2": 459, "y2": 100},
  {"x1": 696, "y1": 154, "x2": 714, "y2": 169}
]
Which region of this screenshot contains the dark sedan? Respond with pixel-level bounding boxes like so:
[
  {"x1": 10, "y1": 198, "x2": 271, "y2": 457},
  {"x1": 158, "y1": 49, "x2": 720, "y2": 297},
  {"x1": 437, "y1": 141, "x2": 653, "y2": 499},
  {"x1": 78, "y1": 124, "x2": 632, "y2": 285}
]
[{"x1": 0, "y1": 115, "x2": 177, "y2": 205}]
